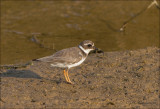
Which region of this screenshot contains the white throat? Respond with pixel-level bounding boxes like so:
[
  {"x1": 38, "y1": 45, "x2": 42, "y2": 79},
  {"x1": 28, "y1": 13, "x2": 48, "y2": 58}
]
[{"x1": 79, "y1": 45, "x2": 92, "y2": 54}]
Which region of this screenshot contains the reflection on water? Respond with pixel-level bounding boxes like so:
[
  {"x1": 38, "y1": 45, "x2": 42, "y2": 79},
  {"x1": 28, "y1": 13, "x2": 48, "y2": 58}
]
[{"x1": 1, "y1": 1, "x2": 159, "y2": 65}]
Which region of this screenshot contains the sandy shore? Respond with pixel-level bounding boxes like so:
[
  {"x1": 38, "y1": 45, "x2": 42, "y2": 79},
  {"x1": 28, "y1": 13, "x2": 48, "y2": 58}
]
[{"x1": 0, "y1": 47, "x2": 159, "y2": 108}]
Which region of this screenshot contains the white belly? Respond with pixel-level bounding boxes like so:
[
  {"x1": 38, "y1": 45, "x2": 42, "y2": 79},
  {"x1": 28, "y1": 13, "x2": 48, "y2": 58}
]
[
  {"x1": 50, "y1": 58, "x2": 86, "y2": 69},
  {"x1": 67, "y1": 57, "x2": 86, "y2": 69}
]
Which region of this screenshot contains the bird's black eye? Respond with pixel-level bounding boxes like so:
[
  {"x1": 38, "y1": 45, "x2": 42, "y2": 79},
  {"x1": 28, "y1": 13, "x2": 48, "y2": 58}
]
[{"x1": 87, "y1": 44, "x2": 92, "y2": 47}]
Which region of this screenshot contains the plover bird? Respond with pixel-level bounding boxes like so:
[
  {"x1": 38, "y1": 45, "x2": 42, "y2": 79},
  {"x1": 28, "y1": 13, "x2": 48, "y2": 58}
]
[{"x1": 34, "y1": 40, "x2": 96, "y2": 84}]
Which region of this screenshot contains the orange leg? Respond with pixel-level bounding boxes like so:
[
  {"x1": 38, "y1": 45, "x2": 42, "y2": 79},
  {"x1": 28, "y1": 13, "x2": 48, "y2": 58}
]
[
  {"x1": 63, "y1": 70, "x2": 69, "y2": 82},
  {"x1": 66, "y1": 69, "x2": 72, "y2": 84}
]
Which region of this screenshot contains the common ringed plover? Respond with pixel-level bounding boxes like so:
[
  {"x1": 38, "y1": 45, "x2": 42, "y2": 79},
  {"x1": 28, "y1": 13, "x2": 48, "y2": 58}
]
[{"x1": 34, "y1": 40, "x2": 96, "y2": 84}]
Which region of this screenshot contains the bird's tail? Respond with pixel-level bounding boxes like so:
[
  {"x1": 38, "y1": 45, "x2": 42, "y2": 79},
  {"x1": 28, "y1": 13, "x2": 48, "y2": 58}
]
[{"x1": 32, "y1": 59, "x2": 39, "y2": 61}]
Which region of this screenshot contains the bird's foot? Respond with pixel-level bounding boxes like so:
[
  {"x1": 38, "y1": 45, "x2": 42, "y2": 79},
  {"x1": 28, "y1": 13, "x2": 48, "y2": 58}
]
[{"x1": 67, "y1": 81, "x2": 74, "y2": 84}]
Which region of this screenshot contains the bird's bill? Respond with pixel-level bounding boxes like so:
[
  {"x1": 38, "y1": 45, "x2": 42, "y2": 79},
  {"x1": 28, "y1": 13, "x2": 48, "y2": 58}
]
[{"x1": 93, "y1": 46, "x2": 98, "y2": 50}]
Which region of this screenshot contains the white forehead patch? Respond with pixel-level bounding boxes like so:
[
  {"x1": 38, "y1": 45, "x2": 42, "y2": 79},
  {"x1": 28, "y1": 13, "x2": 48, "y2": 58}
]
[{"x1": 84, "y1": 43, "x2": 94, "y2": 46}]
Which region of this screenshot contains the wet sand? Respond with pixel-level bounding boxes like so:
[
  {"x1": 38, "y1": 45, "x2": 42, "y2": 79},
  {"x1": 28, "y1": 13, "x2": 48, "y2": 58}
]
[
  {"x1": 1, "y1": 1, "x2": 159, "y2": 65},
  {"x1": 0, "y1": 47, "x2": 159, "y2": 108}
]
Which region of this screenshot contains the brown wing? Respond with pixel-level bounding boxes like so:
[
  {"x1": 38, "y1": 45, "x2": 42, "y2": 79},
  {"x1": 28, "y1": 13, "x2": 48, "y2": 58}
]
[{"x1": 37, "y1": 47, "x2": 83, "y2": 64}]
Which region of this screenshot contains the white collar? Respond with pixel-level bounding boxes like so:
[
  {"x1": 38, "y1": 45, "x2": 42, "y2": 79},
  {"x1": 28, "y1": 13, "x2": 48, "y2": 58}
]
[{"x1": 79, "y1": 45, "x2": 92, "y2": 54}]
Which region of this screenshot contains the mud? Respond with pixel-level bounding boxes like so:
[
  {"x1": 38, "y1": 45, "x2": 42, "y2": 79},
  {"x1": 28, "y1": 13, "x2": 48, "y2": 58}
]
[{"x1": 0, "y1": 47, "x2": 159, "y2": 108}]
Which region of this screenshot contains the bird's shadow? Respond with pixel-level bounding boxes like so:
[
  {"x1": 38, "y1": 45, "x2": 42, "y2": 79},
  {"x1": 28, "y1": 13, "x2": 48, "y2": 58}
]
[{"x1": 0, "y1": 69, "x2": 42, "y2": 79}]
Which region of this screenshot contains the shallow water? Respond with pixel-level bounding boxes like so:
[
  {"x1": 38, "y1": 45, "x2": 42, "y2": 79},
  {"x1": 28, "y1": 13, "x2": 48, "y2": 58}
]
[{"x1": 1, "y1": 1, "x2": 159, "y2": 65}]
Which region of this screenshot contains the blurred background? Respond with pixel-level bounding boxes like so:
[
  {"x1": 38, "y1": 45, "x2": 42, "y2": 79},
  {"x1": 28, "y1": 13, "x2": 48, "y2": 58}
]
[{"x1": 1, "y1": 1, "x2": 159, "y2": 65}]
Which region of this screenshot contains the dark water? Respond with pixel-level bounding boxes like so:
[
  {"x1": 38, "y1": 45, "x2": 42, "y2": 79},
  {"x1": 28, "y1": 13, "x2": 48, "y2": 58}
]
[{"x1": 1, "y1": 1, "x2": 159, "y2": 65}]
